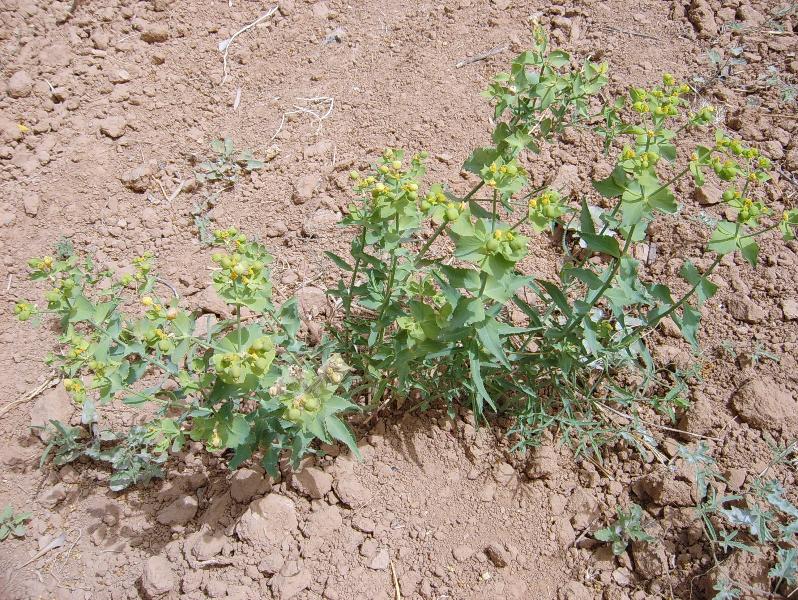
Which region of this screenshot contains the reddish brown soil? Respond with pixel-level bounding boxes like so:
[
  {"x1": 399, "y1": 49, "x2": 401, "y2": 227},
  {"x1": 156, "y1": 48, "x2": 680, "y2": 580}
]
[{"x1": 1, "y1": 0, "x2": 797, "y2": 599}]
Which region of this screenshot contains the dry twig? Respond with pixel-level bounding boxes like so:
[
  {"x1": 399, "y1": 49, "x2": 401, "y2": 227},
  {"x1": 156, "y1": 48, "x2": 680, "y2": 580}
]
[
  {"x1": 455, "y1": 44, "x2": 509, "y2": 68},
  {"x1": 0, "y1": 372, "x2": 60, "y2": 418},
  {"x1": 219, "y1": 6, "x2": 278, "y2": 84}
]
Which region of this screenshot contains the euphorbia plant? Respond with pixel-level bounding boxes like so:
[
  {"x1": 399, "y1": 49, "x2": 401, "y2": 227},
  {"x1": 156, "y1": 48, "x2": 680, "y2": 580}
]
[{"x1": 17, "y1": 26, "x2": 797, "y2": 488}]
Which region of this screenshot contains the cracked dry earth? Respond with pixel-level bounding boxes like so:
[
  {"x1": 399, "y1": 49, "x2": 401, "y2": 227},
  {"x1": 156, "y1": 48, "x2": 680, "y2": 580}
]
[{"x1": 1, "y1": 0, "x2": 798, "y2": 599}]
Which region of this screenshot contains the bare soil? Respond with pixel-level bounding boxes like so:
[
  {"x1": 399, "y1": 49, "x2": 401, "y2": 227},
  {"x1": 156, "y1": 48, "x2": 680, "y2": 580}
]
[{"x1": 1, "y1": 0, "x2": 797, "y2": 599}]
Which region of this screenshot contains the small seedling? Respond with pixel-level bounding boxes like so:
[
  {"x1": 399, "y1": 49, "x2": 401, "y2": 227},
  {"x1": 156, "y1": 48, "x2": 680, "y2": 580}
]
[
  {"x1": 0, "y1": 506, "x2": 32, "y2": 541},
  {"x1": 595, "y1": 503, "x2": 654, "y2": 555},
  {"x1": 196, "y1": 138, "x2": 264, "y2": 188}
]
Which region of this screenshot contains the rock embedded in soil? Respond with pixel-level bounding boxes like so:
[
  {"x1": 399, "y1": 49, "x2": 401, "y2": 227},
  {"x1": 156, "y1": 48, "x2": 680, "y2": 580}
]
[
  {"x1": 694, "y1": 183, "x2": 722, "y2": 205},
  {"x1": 368, "y1": 548, "x2": 390, "y2": 570},
  {"x1": 99, "y1": 115, "x2": 127, "y2": 139},
  {"x1": 292, "y1": 173, "x2": 322, "y2": 205},
  {"x1": 30, "y1": 384, "x2": 74, "y2": 439},
  {"x1": 633, "y1": 466, "x2": 694, "y2": 507},
  {"x1": 23, "y1": 193, "x2": 40, "y2": 216},
  {"x1": 525, "y1": 444, "x2": 557, "y2": 478},
  {"x1": 141, "y1": 555, "x2": 176, "y2": 598},
  {"x1": 687, "y1": 0, "x2": 718, "y2": 37},
  {"x1": 559, "y1": 581, "x2": 592, "y2": 600},
  {"x1": 270, "y1": 568, "x2": 311, "y2": 600},
  {"x1": 7, "y1": 70, "x2": 33, "y2": 98},
  {"x1": 120, "y1": 164, "x2": 153, "y2": 192},
  {"x1": 235, "y1": 493, "x2": 298, "y2": 546},
  {"x1": 292, "y1": 465, "x2": 333, "y2": 499},
  {"x1": 230, "y1": 467, "x2": 270, "y2": 503},
  {"x1": 731, "y1": 378, "x2": 798, "y2": 432},
  {"x1": 726, "y1": 296, "x2": 764, "y2": 323},
  {"x1": 302, "y1": 208, "x2": 339, "y2": 237},
  {"x1": 301, "y1": 505, "x2": 342, "y2": 538},
  {"x1": 567, "y1": 488, "x2": 599, "y2": 529},
  {"x1": 266, "y1": 219, "x2": 289, "y2": 237},
  {"x1": 332, "y1": 474, "x2": 371, "y2": 507},
  {"x1": 141, "y1": 23, "x2": 170, "y2": 43},
  {"x1": 782, "y1": 298, "x2": 798, "y2": 321},
  {"x1": 38, "y1": 483, "x2": 68, "y2": 508},
  {"x1": 188, "y1": 524, "x2": 226, "y2": 560},
  {"x1": 452, "y1": 544, "x2": 474, "y2": 562},
  {"x1": 631, "y1": 539, "x2": 668, "y2": 580},
  {"x1": 156, "y1": 494, "x2": 198, "y2": 525},
  {"x1": 485, "y1": 542, "x2": 509, "y2": 567}
]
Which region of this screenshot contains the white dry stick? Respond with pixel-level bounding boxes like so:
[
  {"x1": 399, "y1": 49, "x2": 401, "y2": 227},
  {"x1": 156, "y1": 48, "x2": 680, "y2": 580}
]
[
  {"x1": 233, "y1": 87, "x2": 242, "y2": 111},
  {"x1": 219, "y1": 5, "x2": 278, "y2": 84}
]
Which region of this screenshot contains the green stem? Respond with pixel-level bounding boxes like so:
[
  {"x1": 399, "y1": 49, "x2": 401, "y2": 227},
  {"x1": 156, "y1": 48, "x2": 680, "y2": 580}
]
[
  {"x1": 462, "y1": 180, "x2": 484, "y2": 203},
  {"x1": 611, "y1": 254, "x2": 722, "y2": 351},
  {"x1": 490, "y1": 189, "x2": 498, "y2": 232},
  {"x1": 415, "y1": 221, "x2": 448, "y2": 264},
  {"x1": 741, "y1": 222, "x2": 778, "y2": 239},
  {"x1": 343, "y1": 228, "x2": 367, "y2": 323},
  {"x1": 563, "y1": 224, "x2": 637, "y2": 335}
]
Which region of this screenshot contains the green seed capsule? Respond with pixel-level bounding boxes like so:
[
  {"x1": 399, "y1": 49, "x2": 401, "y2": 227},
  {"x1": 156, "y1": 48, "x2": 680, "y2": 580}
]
[
  {"x1": 486, "y1": 239, "x2": 500, "y2": 252},
  {"x1": 510, "y1": 238, "x2": 525, "y2": 251},
  {"x1": 304, "y1": 397, "x2": 320, "y2": 411},
  {"x1": 287, "y1": 408, "x2": 302, "y2": 421},
  {"x1": 445, "y1": 207, "x2": 459, "y2": 222}
]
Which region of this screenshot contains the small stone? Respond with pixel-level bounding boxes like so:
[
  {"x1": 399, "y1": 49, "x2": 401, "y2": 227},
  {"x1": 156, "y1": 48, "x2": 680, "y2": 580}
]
[
  {"x1": 293, "y1": 466, "x2": 333, "y2": 499},
  {"x1": 292, "y1": 173, "x2": 321, "y2": 205},
  {"x1": 235, "y1": 493, "x2": 298, "y2": 546},
  {"x1": 120, "y1": 164, "x2": 153, "y2": 192},
  {"x1": 23, "y1": 194, "x2": 40, "y2": 216},
  {"x1": 141, "y1": 23, "x2": 170, "y2": 43},
  {"x1": 270, "y1": 569, "x2": 311, "y2": 600},
  {"x1": 452, "y1": 545, "x2": 474, "y2": 562},
  {"x1": 731, "y1": 378, "x2": 798, "y2": 432},
  {"x1": 266, "y1": 220, "x2": 288, "y2": 237},
  {"x1": 694, "y1": 183, "x2": 722, "y2": 205},
  {"x1": 479, "y1": 482, "x2": 496, "y2": 502},
  {"x1": 782, "y1": 299, "x2": 798, "y2": 321},
  {"x1": 368, "y1": 548, "x2": 390, "y2": 570},
  {"x1": 559, "y1": 581, "x2": 592, "y2": 600},
  {"x1": 485, "y1": 542, "x2": 509, "y2": 567},
  {"x1": 110, "y1": 69, "x2": 131, "y2": 84},
  {"x1": 302, "y1": 208, "x2": 339, "y2": 237},
  {"x1": 30, "y1": 384, "x2": 74, "y2": 440},
  {"x1": 567, "y1": 488, "x2": 599, "y2": 529},
  {"x1": 100, "y1": 115, "x2": 127, "y2": 139},
  {"x1": 631, "y1": 540, "x2": 668, "y2": 580},
  {"x1": 38, "y1": 484, "x2": 67, "y2": 509},
  {"x1": 141, "y1": 555, "x2": 175, "y2": 598},
  {"x1": 157, "y1": 494, "x2": 198, "y2": 525},
  {"x1": 230, "y1": 468, "x2": 269, "y2": 503},
  {"x1": 7, "y1": 71, "x2": 33, "y2": 98},
  {"x1": 188, "y1": 525, "x2": 226, "y2": 561},
  {"x1": 351, "y1": 515, "x2": 375, "y2": 533},
  {"x1": 526, "y1": 444, "x2": 557, "y2": 479},
  {"x1": 724, "y1": 468, "x2": 747, "y2": 492},
  {"x1": 727, "y1": 297, "x2": 764, "y2": 323},
  {"x1": 332, "y1": 475, "x2": 370, "y2": 507},
  {"x1": 302, "y1": 505, "x2": 342, "y2": 539}
]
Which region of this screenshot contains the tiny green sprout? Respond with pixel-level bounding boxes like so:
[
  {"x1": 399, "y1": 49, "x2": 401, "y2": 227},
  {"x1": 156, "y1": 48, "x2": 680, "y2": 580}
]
[
  {"x1": 594, "y1": 504, "x2": 654, "y2": 555},
  {"x1": 0, "y1": 506, "x2": 32, "y2": 542}
]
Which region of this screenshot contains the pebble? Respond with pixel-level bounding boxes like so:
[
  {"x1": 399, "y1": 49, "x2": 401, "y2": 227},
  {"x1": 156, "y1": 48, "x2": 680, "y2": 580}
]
[
  {"x1": 292, "y1": 173, "x2": 321, "y2": 205},
  {"x1": 141, "y1": 23, "x2": 170, "y2": 43},
  {"x1": 99, "y1": 115, "x2": 127, "y2": 139},
  {"x1": 141, "y1": 555, "x2": 175, "y2": 598},
  {"x1": 7, "y1": 71, "x2": 33, "y2": 98},
  {"x1": 368, "y1": 548, "x2": 390, "y2": 570},
  {"x1": 156, "y1": 494, "x2": 198, "y2": 525}
]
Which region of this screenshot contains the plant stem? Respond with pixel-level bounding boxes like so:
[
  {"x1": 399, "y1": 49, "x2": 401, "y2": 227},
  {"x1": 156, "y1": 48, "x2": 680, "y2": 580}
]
[
  {"x1": 490, "y1": 189, "x2": 498, "y2": 232},
  {"x1": 343, "y1": 228, "x2": 367, "y2": 323},
  {"x1": 462, "y1": 180, "x2": 485, "y2": 203},
  {"x1": 611, "y1": 254, "x2": 722, "y2": 350},
  {"x1": 563, "y1": 224, "x2": 637, "y2": 335},
  {"x1": 415, "y1": 221, "x2": 448, "y2": 264}
]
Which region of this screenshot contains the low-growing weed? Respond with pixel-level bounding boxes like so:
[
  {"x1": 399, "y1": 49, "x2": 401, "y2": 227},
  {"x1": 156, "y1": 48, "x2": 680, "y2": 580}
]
[
  {"x1": 0, "y1": 506, "x2": 31, "y2": 542},
  {"x1": 594, "y1": 503, "x2": 653, "y2": 555},
  {"x1": 681, "y1": 442, "x2": 798, "y2": 598}
]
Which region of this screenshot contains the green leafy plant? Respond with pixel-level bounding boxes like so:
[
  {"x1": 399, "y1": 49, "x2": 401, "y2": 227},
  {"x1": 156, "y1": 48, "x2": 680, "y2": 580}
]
[
  {"x1": 18, "y1": 27, "x2": 797, "y2": 493},
  {"x1": 19, "y1": 230, "x2": 359, "y2": 488},
  {"x1": 681, "y1": 443, "x2": 798, "y2": 598},
  {"x1": 0, "y1": 506, "x2": 32, "y2": 542},
  {"x1": 594, "y1": 503, "x2": 654, "y2": 555},
  {"x1": 196, "y1": 138, "x2": 264, "y2": 188}
]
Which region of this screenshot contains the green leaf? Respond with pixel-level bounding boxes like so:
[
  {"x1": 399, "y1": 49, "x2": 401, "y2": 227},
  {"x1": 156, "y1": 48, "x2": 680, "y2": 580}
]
[
  {"x1": 537, "y1": 279, "x2": 572, "y2": 317},
  {"x1": 463, "y1": 147, "x2": 500, "y2": 175},
  {"x1": 469, "y1": 351, "x2": 495, "y2": 412},
  {"x1": 548, "y1": 50, "x2": 570, "y2": 68},
  {"x1": 325, "y1": 416, "x2": 361, "y2": 459},
  {"x1": 476, "y1": 318, "x2": 510, "y2": 369},
  {"x1": 739, "y1": 236, "x2": 758, "y2": 267},
  {"x1": 679, "y1": 261, "x2": 718, "y2": 306},
  {"x1": 324, "y1": 251, "x2": 352, "y2": 271},
  {"x1": 707, "y1": 221, "x2": 739, "y2": 255},
  {"x1": 593, "y1": 164, "x2": 628, "y2": 198},
  {"x1": 579, "y1": 232, "x2": 621, "y2": 258}
]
